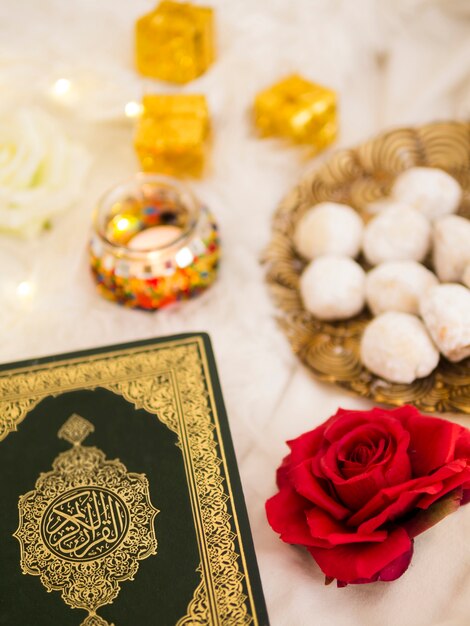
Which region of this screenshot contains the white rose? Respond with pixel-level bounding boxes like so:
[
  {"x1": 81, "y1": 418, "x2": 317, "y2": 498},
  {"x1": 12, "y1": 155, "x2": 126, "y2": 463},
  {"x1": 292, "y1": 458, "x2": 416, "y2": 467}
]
[{"x1": 0, "y1": 107, "x2": 90, "y2": 238}]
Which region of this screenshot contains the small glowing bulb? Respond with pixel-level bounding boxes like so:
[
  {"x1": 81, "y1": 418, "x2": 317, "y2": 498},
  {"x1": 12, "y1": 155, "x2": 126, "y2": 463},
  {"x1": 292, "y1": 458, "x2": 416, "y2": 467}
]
[
  {"x1": 116, "y1": 217, "x2": 131, "y2": 231},
  {"x1": 16, "y1": 281, "x2": 34, "y2": 299},
  {"x1": 125, "y1": 101, "x2": 143, "y2": 118},
  {"x1": 52, "y1": 78, "x2": 72, "y2": 97}
]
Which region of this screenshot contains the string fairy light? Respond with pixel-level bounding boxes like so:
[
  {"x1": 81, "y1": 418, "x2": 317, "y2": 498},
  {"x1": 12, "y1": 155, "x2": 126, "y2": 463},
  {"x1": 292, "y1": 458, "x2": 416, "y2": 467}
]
[
  {"x1": 16, "y1": 280, "x2": 35, "y2": 301},
  {"x1": 51, "y1": 78, "x2": 72, "y2": 97},
  {"x1": 124, "y1": 101, "x2": 143, "y2": 118}
]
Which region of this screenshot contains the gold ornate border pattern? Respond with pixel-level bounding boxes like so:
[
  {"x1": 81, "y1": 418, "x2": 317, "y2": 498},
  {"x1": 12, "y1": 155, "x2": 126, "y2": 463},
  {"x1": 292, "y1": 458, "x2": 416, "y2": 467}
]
[{"x1": 0, "y1": 337, "x2": 257, "y2": 625}]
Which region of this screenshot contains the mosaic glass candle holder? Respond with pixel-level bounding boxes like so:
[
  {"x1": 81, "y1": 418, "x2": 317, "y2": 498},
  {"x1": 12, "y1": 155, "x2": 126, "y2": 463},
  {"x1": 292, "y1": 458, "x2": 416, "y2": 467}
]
[
  {"x1": 135, "y1": 0, "x2": 215, "y2": 84},
  {"x1": 90, "y1": 175, "x2": 220, "y2": 310},
  {"x1": 134, "y1": 94, "x2": 210, "y2": 177},
  {"x1": 254, "y1": 74, "x2": 337, "y2": 152}
]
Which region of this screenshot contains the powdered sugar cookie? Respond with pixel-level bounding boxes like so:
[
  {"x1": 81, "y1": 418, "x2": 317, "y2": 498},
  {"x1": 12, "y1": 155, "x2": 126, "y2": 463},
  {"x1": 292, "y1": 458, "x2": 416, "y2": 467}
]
[
  {"x1": 363, "y1": 203, "x2": 431, "y2": 265},
  {"x1": 420, "y1": 283, "x2": 470, "y2": 362},
  {"x1": 294, "y1": 202, "x2": 363, "y2": 260},
  {"x1": 433, "y1": 215, "x2": 470, "y2": 282},
  {"x1": 365, "y1": 260, "x2": 438, "y2": 316},
  {"x1": 300, "y1": 255, "x2": 365, "y2": 320},
  {"x1": 392, "y1": 167, "x2": 462, "y2": 221},
  {"x1": 360, "y1": 312, "x2": 439, "y2": 383},
  {"x1": 463, "y1": 264, "x2": 470, "y2": 289}
]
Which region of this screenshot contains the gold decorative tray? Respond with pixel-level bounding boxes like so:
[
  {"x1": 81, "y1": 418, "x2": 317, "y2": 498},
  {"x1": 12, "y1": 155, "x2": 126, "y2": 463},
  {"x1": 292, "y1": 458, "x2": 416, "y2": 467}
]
[{"x1": 265, "y1": 121, "x2": 470, "y2": 413}]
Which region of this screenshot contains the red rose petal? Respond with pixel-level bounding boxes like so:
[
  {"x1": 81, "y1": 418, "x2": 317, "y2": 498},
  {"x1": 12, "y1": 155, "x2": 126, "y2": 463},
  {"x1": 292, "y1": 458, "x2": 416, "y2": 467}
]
[
  {"x1": 289, "y1": 459, "x2": 350, "y2": 520},
  {"x1": 357, "y1": 491, "x2": 421, "y2": 534},
  {"x1": 392, "y1": 406, "x2": 462, "y2": 476},
  {"x1": 374, "y1": 541, "x2": 414, "y2": 582},
  {"x1": 287, "y1": 424, "x2": 328, "y2": 467},
  {"x1": 320, "y1": 421, "x2": 411, "y2": 510},
  {"x1": 384, "y1": 444, "x2": 412, "y2": 486},
  {"x1": 276, "y1": 453, "x2": 292, "y2": 489},
  {"x1": 455, "y1": 429, "x2": 470, "y2": 459},
  {"x1": 306, "y1": 508, "x2": 387, "y2": 547},
  {"x1": 405, "y1": 489, "x2": 463, "y2": 538},
  {"x1": 323, "y1": 408, "x2": 386, "y2": 442},
  {"x1": 324, "y1": 407, "x2": 408, "y2": 440},
  {"x1": 338, "y1": 426, "x2": 387, "y2": 458},
  {"x1": 321, "y1": 439, "x2": 343, "y2": 478},
  {"x1": 308, "y1": 527, "x2": 412, "y2": 583},
  {"x1": 265, "y1": 487, "x2": 315, "y2": 546},
  {"x1": 462, "y1": 488, "x2": 470, "y2": 505},
  {"x1": 340, "y1": 436, "x2": 389, "y2": 473},
  {"x1": 352, "y1": 461, "x2": 469, "y2": 533},
  {"x1": 417, "y1": 465, "x2": 470, "y2": 509},
  {"x1": 323, "y1": 462, "x2": 388, "y2": 511},
  {"x1": 336, "y1": 542, "x2": 414, "y2": 586},
  {"x1": 348, "y1": 461, "x2": 464, "y2": 528}
]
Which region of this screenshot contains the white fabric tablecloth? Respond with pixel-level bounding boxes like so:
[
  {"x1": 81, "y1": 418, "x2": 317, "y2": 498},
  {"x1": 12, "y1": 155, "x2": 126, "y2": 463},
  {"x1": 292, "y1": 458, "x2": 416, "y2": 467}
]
[{"x1": 1, "y1": 1, "x2": 469, "y2": 624}]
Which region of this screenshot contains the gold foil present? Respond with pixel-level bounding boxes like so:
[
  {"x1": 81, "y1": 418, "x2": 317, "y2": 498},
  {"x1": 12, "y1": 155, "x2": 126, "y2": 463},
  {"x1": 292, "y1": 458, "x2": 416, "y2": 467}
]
[
  {"x1": 134, "y1": 94, "x2": 210, "y2": 177},
  {"x1": 254, "y1": 74, "x2": 337, "y2": 151},
  {"x1": 135, "y1": 1, "x2": 215, "y2": 84}
]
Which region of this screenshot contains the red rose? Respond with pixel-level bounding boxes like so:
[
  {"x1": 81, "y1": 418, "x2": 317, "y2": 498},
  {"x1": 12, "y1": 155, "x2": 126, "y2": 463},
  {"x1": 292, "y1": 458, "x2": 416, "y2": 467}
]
[{"x1": 266, "y1": 406, "x2": 470, "y2": 586}]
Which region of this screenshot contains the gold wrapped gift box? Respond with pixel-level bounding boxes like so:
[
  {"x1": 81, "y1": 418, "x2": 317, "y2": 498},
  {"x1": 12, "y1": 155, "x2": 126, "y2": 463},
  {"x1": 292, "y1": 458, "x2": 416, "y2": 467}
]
[
  {"x1": 254, "y1": 74, "x2": 337, "y2": 152},
  {"x1": 134, "y1": 94, "x2": 210, "y2": 177},
  {"x1": 135, "y1": 0, "x2": 215, "y2": 84}
]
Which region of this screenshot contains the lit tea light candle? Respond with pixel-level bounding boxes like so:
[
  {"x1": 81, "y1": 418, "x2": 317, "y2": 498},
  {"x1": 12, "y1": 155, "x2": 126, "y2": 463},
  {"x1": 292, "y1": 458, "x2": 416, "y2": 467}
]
[
  {"x1": 90, "y1": 175, "x2": 220, "y2": 310},
  {"x1": 128, "y1": 225, "x2": 182, "y2": 250}
]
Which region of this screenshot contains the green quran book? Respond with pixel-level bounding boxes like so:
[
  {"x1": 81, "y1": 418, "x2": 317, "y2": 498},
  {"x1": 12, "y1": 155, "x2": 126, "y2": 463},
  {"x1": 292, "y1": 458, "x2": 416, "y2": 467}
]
[{"x1": 0, "y1": 333, "x2": 269, "y2": 626}]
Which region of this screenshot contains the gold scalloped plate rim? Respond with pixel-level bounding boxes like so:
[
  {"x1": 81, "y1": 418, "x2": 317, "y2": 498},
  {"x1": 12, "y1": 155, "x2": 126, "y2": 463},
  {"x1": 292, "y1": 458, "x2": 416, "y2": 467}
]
[{"x1": 265, "y1": 120, "x2": 470, "y2": 414}]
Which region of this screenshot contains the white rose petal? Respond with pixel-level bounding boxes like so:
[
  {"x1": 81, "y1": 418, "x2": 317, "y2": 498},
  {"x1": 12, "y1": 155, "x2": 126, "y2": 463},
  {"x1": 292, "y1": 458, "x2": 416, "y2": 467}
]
[{"x1": 0, "y1": 107, "x2": 90, "y2": 237}]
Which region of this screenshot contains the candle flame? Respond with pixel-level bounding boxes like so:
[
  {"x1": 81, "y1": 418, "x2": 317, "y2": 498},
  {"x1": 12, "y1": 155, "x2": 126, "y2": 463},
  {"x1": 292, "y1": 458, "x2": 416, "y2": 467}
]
[{"x1": 116, "y1": 218, "x2": 131, "y2": 231}]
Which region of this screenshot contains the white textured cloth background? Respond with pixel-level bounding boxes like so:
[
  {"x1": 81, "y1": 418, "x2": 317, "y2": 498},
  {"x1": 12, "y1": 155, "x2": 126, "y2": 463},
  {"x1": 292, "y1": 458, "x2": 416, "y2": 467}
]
[{"x1": 1, "y1": 1, "x2": 470, "y2": 624}]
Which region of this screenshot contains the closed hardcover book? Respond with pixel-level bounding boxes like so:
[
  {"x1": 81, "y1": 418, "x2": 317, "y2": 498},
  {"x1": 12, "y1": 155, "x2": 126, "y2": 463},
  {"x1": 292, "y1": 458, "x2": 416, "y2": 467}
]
[{"x1": 0, "y1": 333, "x2": 269, "y2": 626}]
